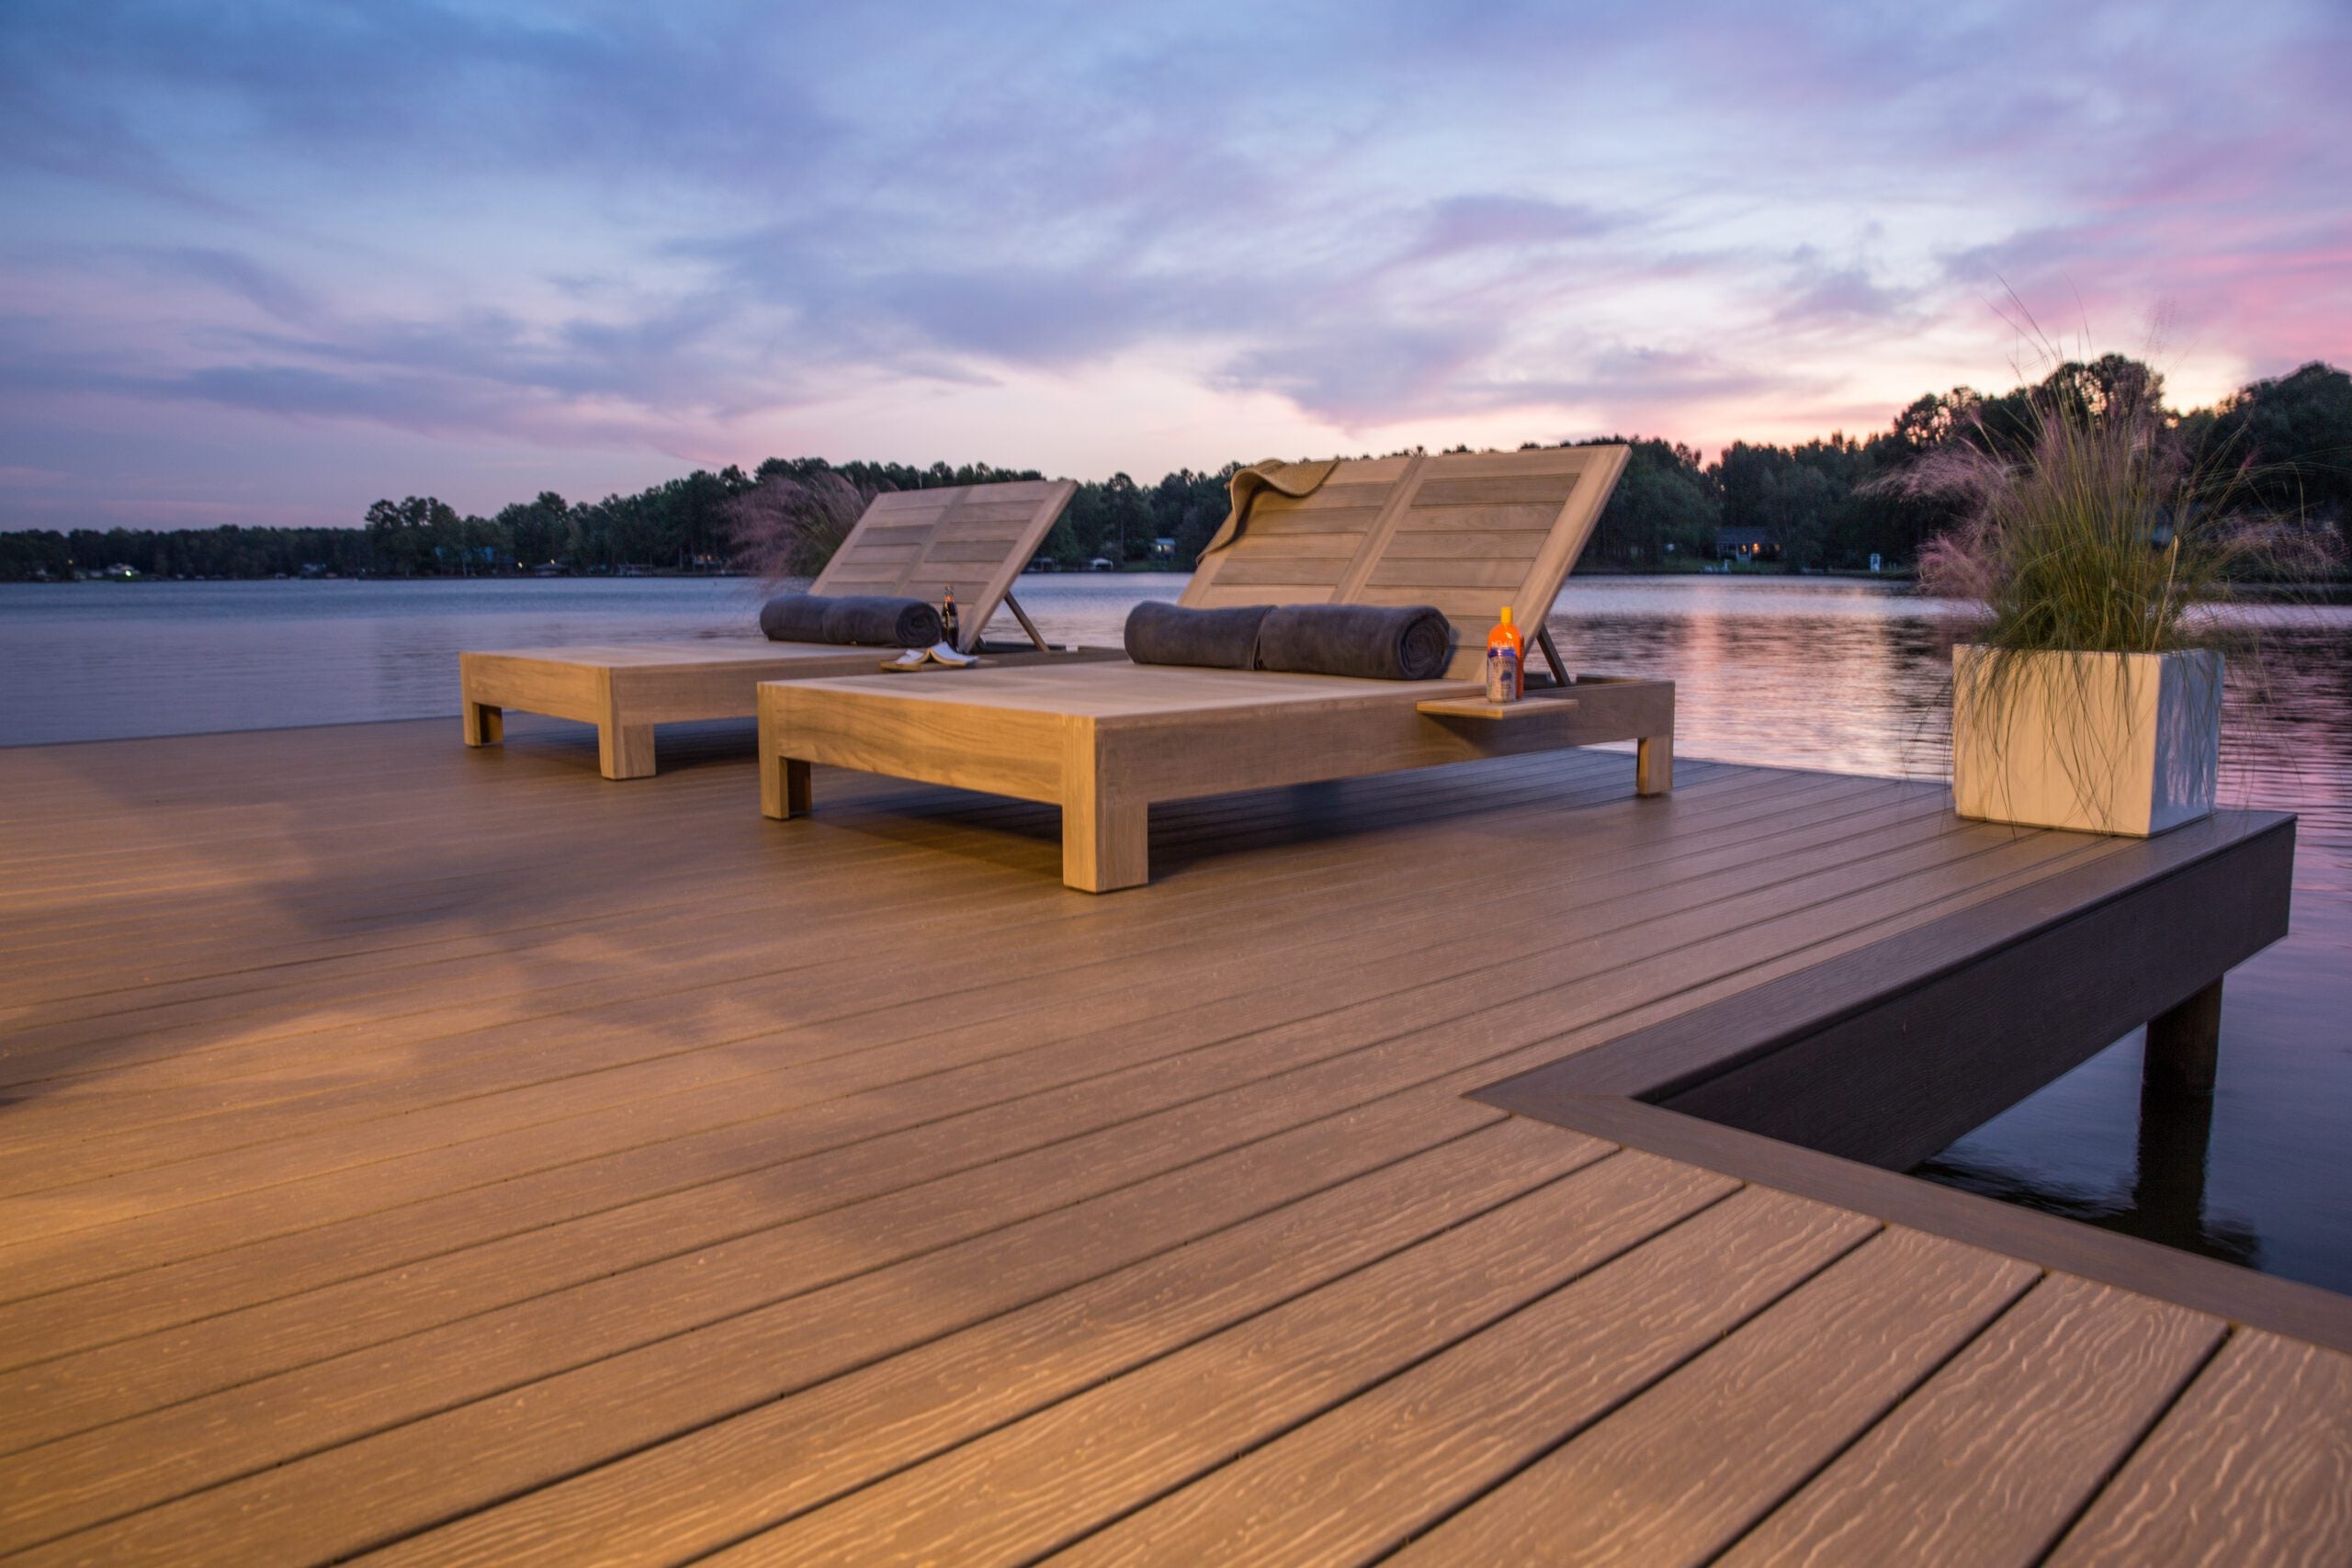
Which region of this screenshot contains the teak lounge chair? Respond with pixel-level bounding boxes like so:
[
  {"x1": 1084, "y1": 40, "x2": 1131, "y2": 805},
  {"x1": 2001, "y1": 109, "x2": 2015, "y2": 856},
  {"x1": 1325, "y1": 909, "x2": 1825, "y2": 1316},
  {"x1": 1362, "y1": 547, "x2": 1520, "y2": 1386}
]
[
  {"x1": 459, "y1": 479, "x2": 1096, "y2": 779},
  {"x1": 755, "y1": 446, "x2": 1675, "y2": 891}
]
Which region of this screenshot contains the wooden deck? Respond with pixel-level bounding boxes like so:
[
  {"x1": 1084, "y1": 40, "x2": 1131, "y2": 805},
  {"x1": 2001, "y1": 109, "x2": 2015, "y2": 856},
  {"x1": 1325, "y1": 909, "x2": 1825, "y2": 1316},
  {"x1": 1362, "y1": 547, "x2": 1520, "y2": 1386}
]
[{"x1": 0, "y1": 716, "x2": 2345, "y2": 1565}]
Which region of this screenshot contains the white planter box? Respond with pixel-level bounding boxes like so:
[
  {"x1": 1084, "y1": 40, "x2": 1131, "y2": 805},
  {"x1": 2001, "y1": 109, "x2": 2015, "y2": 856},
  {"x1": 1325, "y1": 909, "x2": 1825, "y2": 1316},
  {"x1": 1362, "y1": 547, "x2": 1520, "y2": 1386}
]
[{"x1": 1951, "y1": 645, "x2": 2221, "y2": 836}]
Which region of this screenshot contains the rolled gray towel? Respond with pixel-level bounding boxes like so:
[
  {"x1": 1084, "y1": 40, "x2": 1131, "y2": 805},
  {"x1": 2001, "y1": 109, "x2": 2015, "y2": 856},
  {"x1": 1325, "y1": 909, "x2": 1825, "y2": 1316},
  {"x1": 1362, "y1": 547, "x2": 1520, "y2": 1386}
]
[
  {"x1": 1123, "y1": 600, "x2": 1272, "y2": 669},
  {"x1": 759, "y1": 592, "x2": 943, "y2": 648},
  {"x1": 1255, "y1": 604, "x2": 1454, "y2": 680}
]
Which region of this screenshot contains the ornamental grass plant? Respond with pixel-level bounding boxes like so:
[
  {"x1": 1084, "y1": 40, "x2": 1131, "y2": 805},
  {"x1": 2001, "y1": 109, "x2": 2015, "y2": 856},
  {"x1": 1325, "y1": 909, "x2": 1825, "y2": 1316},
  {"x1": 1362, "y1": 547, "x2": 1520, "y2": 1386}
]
[
  {"x1": 1906, "y1": 384, "x2": 2275, "y2": 657},
  {"x1": 725, "y1": 470, "x2": 876, "y2": 589},
  {"x1": 1890, "y1": 351, "x2": 2337, "y2": 826}
]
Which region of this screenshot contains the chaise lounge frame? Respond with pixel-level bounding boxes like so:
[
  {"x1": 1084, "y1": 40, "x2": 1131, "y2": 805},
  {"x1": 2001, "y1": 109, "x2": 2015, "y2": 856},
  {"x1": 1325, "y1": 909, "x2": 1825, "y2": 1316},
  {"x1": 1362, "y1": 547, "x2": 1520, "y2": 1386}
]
[
  {"x1": 757, "y1": 446, "x2": 1674, "y2": 891},
  {"x1": 459, "y1": 479, "x2": 1090, "y2": 779}
]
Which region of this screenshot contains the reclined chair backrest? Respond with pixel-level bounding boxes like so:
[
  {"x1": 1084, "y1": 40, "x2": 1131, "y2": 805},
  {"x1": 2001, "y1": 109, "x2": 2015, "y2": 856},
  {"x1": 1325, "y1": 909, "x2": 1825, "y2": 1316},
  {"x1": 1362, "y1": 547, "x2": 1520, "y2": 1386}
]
[
  {"x1": 1182, "y1": 446, "x2": 1629, "y2": 677},
  {"x1": 812, "y1": 479, "x2": 1078, "y2": 626}
]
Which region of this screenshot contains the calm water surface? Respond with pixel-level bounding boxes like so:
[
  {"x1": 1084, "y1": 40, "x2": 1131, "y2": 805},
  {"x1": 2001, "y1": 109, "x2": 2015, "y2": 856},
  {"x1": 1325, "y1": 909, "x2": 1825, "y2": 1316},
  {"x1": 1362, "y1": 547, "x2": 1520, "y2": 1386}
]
[{"x1": 4, "y1": 574, "x2": 2347, "y2": 1292}]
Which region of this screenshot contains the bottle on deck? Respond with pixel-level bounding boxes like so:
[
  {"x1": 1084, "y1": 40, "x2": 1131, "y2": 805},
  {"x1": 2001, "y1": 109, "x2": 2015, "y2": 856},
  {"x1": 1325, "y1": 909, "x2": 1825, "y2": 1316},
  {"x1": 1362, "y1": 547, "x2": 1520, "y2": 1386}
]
[
  {"x1": 941, "y1": 587, "x2": 960, "y2": 650},
  {"x1": 1484, "y1": 605, "x2": 1524, "y2": 704}
]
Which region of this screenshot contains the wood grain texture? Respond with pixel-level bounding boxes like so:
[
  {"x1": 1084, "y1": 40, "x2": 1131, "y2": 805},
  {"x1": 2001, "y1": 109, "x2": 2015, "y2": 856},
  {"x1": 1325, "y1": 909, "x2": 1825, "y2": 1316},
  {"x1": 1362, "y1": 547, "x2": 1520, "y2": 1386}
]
[
  {"x1": 458, "y1": 477, "x2": 1080, "y2": 776},
  {"x1": 0, "y1": 773, "x2": 1919, "y2": 1412},
  {"x1": 701, "y1": 1151, "x2": 1747, "y2": 1567},
  {"x1": 0, "y1": 761, "x2": 1817, "y2": 1194},
  {"x1": 0, "y1": 720, "x2": 2340, "y2": 1566},
  {"x1": 2047, "y1": 1329, "x2": 2352, "y2": 1568},
  {"x1": 370, "y1": 1120, "x2": 1619, "y2": 1567},
  {"x1": 760, "y1": 447, "x2": 1667, "y2": 889},
  {"x1": 765, "y1": 664, "x2": 1675, "y2": 890},
  {"x1": 0, "y1": 1091, "x2": 1506, "y2": 1561},
  {"x1": 1720, "y1": 1272, "x2": 2223, "y2": 1568},
  {"x1": 0, "y1": 766, "x2": 1892, "y2": 1307},
  {"x1": 1053, "y1": 1187, "x2": 1874, "y2": 1568},
  {"x1": 1391, "y1": 1227, "x2": 2038, "y2": 1566}
]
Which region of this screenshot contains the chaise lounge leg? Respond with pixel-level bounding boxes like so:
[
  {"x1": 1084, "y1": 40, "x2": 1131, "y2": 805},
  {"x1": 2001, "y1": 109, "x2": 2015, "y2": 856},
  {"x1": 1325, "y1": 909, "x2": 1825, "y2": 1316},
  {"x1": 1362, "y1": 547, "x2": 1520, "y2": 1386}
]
[
  {"x1": 598, "y1": 723, "x2": 656, "y2": 781},
  {"x1": 463, "y1": 701, "x2": 503, "y2": 748},
  {"x1": 763, "y1": 756, "x2": 812, "y2": 820},
  {"x1": 1636, "y1": 733, "x2": 1674, "y2": 795},
  {"x1": 1063, "y1": 791, "x2": 1148, "y2": 893}
]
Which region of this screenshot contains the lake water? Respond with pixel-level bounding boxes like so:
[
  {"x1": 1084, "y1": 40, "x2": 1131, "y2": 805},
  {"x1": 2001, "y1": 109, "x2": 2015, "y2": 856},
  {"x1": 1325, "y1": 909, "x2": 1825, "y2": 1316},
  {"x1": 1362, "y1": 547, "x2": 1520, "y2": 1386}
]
[{"x1": 4, "y1": 574, "x2": 2347, "y2": 1293}]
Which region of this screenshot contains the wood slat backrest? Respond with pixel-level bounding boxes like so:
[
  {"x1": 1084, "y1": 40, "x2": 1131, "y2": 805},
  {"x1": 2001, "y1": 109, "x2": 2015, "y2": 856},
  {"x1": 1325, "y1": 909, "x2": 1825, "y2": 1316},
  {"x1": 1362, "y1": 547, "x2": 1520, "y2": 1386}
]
[
  {"x1": 1183, "y1": 446, "x2": 1629, "y2": 677},
  {"x1": 810, "y1": 479, "x2": 1077, "y2": 629},
  {"x1": 1182, "y1": 456, "x2": 1418, "y2": 611}
]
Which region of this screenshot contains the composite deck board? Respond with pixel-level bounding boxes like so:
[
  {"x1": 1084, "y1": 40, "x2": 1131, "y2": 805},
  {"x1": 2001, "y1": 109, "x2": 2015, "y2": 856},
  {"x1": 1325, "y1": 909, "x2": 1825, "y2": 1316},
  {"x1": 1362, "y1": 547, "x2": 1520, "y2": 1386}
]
[
  {"x1": 0, "y1": 758, "x2": 1808, "y2": 1073},
  {"x1": 0, "y1": 718, "x2": 2343, "y2": 1564},
  {"x1": 1389, "y1": 1227, "x2": 2041, "y2": 1565},
  {"x1": 0, "y1": 760, "x2": 1826, "y2": 1161},
  {"x1": 0, "y1": 797, "x2": 2094, "y2": 1361},
  {"x1": 0, "y1": 774, "x2": 1904, "y2": 1377},
  {"x1": 0, "y1": 772, "x2": 1921, "y2": 1216},
  {"x1": 2046, "y1": 1329, "x2": 2352, "y2": 1567},
  {"x1": 361, "y1": 1133, "x2": 1641, "y2": 1565},
  {"x1": 0, "y1": 807, "x2": 2064, "y2": 1461},
  {"x1": 2, "y1": 739, "x2": 1696, "y2": 1020},
  {"x1": 0, "y1": 812, "x2": 2093, "y2": 1416},
  {"x1": 951, "y1": 1186, "x2": 1875, "y2": 1568},
  {"x1": 1720, "y1": 1274, "x2": 2223, "y2": 1568},
  {"x1": 705, "y1": 1161, "x2": 1774, "y2": 1567},
  {"x1": 0, "y1": 780, "x2": 2010, "y2": 1292},
  {"x1": 0, "y1": 761, "x2": 1796, "y2": 1175}
]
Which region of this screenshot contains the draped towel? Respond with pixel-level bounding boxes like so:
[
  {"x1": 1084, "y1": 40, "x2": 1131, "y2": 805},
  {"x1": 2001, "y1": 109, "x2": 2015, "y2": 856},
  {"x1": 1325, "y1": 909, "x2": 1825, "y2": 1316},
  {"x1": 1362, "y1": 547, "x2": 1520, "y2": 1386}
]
[{"x1": 1195, "y1": 458, "x2": 1339, "y2": 559}]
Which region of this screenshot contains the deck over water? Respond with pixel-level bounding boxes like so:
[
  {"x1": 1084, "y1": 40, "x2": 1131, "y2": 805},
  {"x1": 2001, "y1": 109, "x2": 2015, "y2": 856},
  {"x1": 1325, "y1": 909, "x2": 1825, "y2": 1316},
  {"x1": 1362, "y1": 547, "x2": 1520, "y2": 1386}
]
[{"x1": 1, "y1": 717, "x2": 2346, "y2": 1564}]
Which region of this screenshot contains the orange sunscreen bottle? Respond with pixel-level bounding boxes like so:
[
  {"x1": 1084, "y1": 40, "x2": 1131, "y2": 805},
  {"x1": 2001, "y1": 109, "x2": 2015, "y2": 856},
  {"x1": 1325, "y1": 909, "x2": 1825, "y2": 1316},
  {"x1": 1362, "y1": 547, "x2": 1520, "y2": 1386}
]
[{"x1": 1485, "y1": 605, "x2": 1523, "y2": 702}]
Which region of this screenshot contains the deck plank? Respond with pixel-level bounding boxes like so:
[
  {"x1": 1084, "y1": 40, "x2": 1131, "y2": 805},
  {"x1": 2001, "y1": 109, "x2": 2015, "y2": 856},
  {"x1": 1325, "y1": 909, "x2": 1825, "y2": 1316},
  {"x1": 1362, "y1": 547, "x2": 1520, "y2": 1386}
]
[
  {"x1": 1719, "y1": 1273, "x2": 2223, "y2": 1568},
  {"x1": 0, "y1": 718, "x2": 2341, "y2": 1566},
  {"x1": 1044, "y1": 1188, "x2": 1875, "y2": 1567},
  {"x1": 0, "y1": 1090, "x2": 1503, "y2": 1558},
  {"x1": 0, "y1": 781, "x2": 1956, "y2": 1232},
  {"x1": 0, "y1": 766, "x2": 1862, "y2": 1179},
  {"x1": 367, "y1": 1128, "x2": 1652, "y2": 1566},
  {"x1": 694, "y1": 1168, "x2": 1821, "y2": 1567},
  {"x1": 0, "y1": 789, "x2": 2052, "y2": 1308},
  {"x1": 2046, "y1": 1329, "x2": 2352, "y2": 1568},
  {"x1": 1388, "y1": 1228, "x2": 2038, "y2": 1566},
  {"x1": 0, "y1": 815, "x2": 2087, "y2": 1445}
]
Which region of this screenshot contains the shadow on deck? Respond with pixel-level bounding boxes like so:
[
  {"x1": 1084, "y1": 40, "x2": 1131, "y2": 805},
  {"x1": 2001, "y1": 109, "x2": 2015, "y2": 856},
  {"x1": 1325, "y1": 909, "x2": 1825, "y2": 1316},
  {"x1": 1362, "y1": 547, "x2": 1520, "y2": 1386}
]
[{"x1": 0, "y1": 716, "x2": 2342, "y2": 1564}]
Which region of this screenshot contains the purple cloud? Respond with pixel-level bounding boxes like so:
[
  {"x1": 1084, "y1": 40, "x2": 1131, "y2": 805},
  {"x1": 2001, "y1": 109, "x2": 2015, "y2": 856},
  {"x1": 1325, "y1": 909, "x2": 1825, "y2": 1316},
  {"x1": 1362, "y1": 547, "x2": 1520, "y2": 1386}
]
[{"x1": 0, "y1": 0, "x2": 2346, "y2": 528}]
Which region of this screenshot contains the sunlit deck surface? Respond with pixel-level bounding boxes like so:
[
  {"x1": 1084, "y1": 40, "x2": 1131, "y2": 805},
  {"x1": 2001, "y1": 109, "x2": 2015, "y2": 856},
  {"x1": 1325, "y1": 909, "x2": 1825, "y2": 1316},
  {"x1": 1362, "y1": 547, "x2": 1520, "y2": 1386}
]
[{"x1": 1, "y1": 716, "x2": 2346, "y2": 1565}]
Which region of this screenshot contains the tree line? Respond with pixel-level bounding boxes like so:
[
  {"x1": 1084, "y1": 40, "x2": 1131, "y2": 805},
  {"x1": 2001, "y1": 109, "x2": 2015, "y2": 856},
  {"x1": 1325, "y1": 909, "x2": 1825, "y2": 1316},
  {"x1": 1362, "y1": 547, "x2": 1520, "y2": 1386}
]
[{"x1": 4, "y1": 359, "x2": 2345, "y2": 582}]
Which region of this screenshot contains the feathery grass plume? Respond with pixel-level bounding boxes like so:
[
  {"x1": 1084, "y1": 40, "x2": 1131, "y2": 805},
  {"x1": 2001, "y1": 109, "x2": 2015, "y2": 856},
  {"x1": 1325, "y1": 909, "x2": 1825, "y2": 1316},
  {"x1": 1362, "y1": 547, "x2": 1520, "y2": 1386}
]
[
  {"x1": 1886, "y1": 341, "x2": 2337, "y2": 818},
  {"x1": 725, "y1": 471, "x2": 877, "y2": 589},
  {"x1": 1894, "y1": 368, "x2": 2335, "y2": 652}
]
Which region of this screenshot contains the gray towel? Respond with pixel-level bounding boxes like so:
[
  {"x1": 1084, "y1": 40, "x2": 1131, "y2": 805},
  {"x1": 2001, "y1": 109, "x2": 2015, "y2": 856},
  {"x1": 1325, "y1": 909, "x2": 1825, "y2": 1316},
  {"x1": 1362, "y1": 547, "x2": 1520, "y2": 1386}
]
[
  {"x1": 1255, "y1": 604, "x2": 1454, "y2": 681},
  {"x1": 760, "y1": 592, "x2": 943, "y2": 649},
  {"x1": 1123, "y1": 601, "x2": 1272, "y2": 670}
]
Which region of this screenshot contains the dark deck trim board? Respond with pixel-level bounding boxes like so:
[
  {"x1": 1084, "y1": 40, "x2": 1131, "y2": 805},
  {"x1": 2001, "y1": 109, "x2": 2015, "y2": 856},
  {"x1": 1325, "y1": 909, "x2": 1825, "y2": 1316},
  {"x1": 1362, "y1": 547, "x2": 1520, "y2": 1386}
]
[
  {"x1": 1510, "y1": 1097, "x2": 2352, "y2": 1357},
  {"x1": 1473, "y1": 809, "x2": 2352, "y2": 1354}
]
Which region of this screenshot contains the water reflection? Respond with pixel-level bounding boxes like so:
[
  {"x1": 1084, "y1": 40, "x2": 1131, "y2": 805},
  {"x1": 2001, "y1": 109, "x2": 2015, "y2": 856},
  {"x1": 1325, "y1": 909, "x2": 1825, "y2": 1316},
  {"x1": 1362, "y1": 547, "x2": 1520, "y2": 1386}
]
[
  {"x1": 1914, "y1": 1036, "x2": 2262, "y2": 1269},
  {"x1": 2, "y1": 573, "x2": 2346, "y2": 1291}
]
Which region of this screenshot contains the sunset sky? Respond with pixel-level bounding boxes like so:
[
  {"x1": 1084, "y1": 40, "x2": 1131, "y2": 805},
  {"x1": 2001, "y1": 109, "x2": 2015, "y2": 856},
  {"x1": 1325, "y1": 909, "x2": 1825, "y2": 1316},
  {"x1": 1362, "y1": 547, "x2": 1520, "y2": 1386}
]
[{"x1": 3, "y1": 0, "x2": 2347, "y2": 530}]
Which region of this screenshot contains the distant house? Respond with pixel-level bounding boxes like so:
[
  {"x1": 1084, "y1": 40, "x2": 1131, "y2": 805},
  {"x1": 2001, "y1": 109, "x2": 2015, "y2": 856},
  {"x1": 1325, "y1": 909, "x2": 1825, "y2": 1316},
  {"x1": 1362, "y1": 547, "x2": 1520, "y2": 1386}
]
[
  {"x1": 1148, "y1": 536, "x2": 1178, "y2": 559},
  {"x1": 1024, "y1": 556, "x2": 1061, "y2": 572},
  {"x1": 1086, "y1": 556, "x2": 1117, "y2": 571},
  {"x1": 1716, "y1": 525, "x2": 1780, "y2": 563}
]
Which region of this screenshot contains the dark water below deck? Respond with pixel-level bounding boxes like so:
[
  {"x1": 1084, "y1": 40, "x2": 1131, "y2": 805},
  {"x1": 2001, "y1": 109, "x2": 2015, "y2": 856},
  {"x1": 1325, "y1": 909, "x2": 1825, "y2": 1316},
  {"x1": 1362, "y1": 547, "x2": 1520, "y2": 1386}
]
[{"x1": 3, "y1": 573, "x2": 2346, "y2": 1292}]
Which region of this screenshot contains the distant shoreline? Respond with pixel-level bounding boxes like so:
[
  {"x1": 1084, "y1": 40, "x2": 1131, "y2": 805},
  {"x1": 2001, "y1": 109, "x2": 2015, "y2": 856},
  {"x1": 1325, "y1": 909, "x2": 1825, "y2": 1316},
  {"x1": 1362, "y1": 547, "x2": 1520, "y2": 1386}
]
[{"x1": 8, "y1": 569, "x2": 2347, "y2": 593}]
